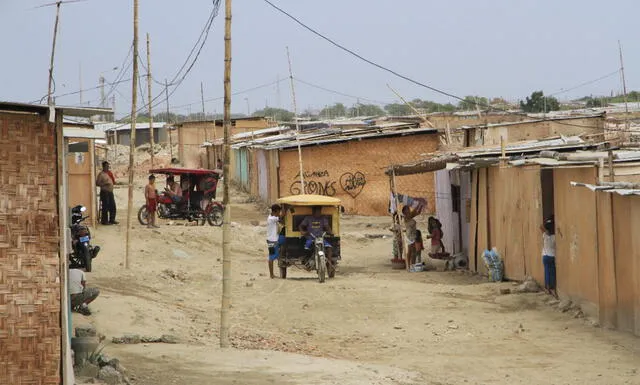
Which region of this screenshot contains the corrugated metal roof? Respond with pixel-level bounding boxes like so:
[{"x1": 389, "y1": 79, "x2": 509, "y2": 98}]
[{"x1": 97, "y1": 122, "x2": 167, "y2": 132}]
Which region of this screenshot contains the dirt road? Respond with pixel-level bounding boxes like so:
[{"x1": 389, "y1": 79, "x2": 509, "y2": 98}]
[{"x1": 75, "y1": 180, "x2": 640, "y2": 385}]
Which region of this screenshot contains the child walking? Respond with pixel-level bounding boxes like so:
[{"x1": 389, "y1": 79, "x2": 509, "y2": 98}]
[
  {"x1": 145, "y1": 175, "x2": 159, "y2": 228},
  {"x1": 541, "y1": 216, "x2": 557, "y2": 298}
]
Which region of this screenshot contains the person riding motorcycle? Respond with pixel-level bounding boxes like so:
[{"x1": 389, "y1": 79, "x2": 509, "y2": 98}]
[{"x1": 299, "y1": 206, "x2": 333, "y2": 263}]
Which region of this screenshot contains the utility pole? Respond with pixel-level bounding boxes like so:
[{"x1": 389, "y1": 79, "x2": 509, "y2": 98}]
[
  {"x1": 47, "y1": 1, "x2": 62, "y2": 106},
  {"x1": 147, "y1": 33, "x2": 155, "y2": 168},
  {"x1": 165, "y1": 79, "x2": 173, "y2": 162},
  {"x1": 79, "y1": 62, "x2": 83, "y2": 104},
  {"x1": 220, "y1": 0, "x2": 233, "y2": 348},
  {"x1": 287, "y1": 47, "x2": 305, "y2": 190},
  {"x1": 619, "y1": 40, "x2": 630, "y2": 131},
  {"x1": 201, "y1": 82, "x2": 210, "y2": 168},
  {"x1": 125, "y1": 0, "x2": 140, "y2": 270}
]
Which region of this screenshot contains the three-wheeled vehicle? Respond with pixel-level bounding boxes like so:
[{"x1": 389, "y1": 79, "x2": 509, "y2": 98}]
[
  {"x1": 138, "y1": 167, "x2": 224, "y2": 226},
  {"x1": 277, "y1": 195, "x2": 342, "y2": 283}
]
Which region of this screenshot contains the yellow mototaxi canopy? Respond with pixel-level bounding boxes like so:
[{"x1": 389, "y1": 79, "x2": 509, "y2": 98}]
[{"x1": 277, "y1": 194, "x2": 341, "y2": 206}]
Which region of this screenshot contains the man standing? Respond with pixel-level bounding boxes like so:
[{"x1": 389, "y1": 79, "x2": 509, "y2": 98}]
[
  {"x1": 69, "y1": 268, "x2": 99, "y2": 316},
  {"x1": 96, "y1": 161, "x2": 118, "y2": 225}
]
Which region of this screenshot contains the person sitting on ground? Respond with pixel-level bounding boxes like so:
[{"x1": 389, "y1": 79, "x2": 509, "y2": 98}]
[
  {"x1": 402, "y1": 204, "x2": 423, "y2": 265},
  {"x1": 299, "y1": 206, "x2": 333, "y2": 262},
  {"x1": 69, "y1": 268, "x2": 99, "y2": 316},
  {"x1": 266, "y1": 204, "x2": 285, "y2": 279},
  {"x1": 165, "y1": 176, "x2": 182, "y2": 203}
]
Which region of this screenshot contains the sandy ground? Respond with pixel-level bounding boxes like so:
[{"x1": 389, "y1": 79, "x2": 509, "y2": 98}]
[{"x1": 74, "y1": 177, "x2": 640, "y2": 385}]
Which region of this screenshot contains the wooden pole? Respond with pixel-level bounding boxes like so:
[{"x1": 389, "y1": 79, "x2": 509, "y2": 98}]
[
  {"x1": 47, "y1": 2, "x2": 62, "y2": 106},
  {"x1": 390, "y1": 170, "x2": 409, "y2": 270},
  {"x1": 202, "y1": 82, "x2": 211, "y2": 168},
  {"x1": 286, "y1": 47, "x2": 305, "y2": 190},
  {"x1": 220, "y1": 0, "x2": 232, "y2": 348},
  {"x1": 147, "y1": 32, "x2": 155, "y2": 168},
  {"x1": 165, "y1": 79, "x2": 173, "y2": 162},
  {"x1": 125, "y1": 0, "x2": 139, "y2": 270},
  {"x1": 386, "y1": 84, "x2": 434, "y2": 128},
  {"x1": 618, "y1": 41, "x2": 630, "y2": 132}
]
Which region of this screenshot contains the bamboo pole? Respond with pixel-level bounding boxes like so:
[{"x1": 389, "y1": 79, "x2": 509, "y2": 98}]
[
  {"x1": 220, "y1": 0, "x2": 233, "y2": 348},
  {"x1": 202, "y1": 82, "x2": 211, "y2": 168},
  {"x1": 47, "y1": 2, "x2": 62, "y2": 106},
  {"x1": 618, "y1": 41, "x2": 630, "y2": 132},
  {"x1": 390, "y1": 171, "x2": 409, "y2": 270},
  {"x1": 386, "y1": 84, "x2": 434, "y2": 128},
  {"x1": 286, "y1": 47, "x2": 305, "y2": 190},
  {"x1": 125, "y1": 0, "x2": 139, "y2": 270},
  {"x1": 147, "y1": 32, "x2": 155, "y2": 168}
]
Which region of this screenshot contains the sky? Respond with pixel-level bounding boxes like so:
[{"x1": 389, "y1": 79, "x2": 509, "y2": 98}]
[{"x1": 1, "y1": 0, "x2": 639, "y2": 119}]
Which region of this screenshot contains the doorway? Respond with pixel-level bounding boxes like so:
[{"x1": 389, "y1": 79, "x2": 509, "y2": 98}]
[{"x1": 541, "y1": 169, "x2": 555, "y2": 220}]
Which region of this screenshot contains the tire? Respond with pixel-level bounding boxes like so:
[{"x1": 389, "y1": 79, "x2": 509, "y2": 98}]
[
  {"x1": 317, "y1": 252, "x2": 326, "y2": 283},
  {"x1": 81, "y1": 244, "x2": 92, "y2": 272},
  {"x1": 280, "y1": 266, "x2": 287, "y2": 279},
  {"x1": 137, "y1": 205, "x2": 149, "y2": 226},
  {"x1": 328, "y1": 261, "x2": 336, "y2": 278},
  {"x1": 207, "y1": 206, "x2": 224, "y2": 226}
]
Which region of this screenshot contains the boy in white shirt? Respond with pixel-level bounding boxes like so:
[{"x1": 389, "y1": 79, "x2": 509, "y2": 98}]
[
  {"x1": 69, "y1": 268, "x2": 100, "y2": 316},
  {"x1": 266, "y1": 204, "x2": 283, "y2": 279}
]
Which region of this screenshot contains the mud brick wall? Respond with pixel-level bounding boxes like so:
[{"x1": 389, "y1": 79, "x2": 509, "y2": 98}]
[
  {"x1": 0, "y1": 111, "x2": 61, "y2": 384},
  {"x1": 278, "y1": 133, "x2": 439, "y2": 216}
]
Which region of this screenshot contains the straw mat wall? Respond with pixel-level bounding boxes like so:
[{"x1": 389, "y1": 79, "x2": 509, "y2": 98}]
[{"x1": 0, "y1": 111, "x2": 61, "y2": 384}]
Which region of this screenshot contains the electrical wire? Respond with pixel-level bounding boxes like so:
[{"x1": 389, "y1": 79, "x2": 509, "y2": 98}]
[
  {"x1": 294, "y1": 77, "x2": 392, "y2": 105},
  {"x1": 549, "y1": 70, "x2": 621, "y2": 97},
  {"x1": 261, "y1": 0, "x2": 616, "y2": 130}
]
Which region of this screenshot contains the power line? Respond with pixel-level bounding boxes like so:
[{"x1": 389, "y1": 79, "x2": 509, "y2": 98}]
[
  {"x1": 294, "y1": 77, "x2": 392, "y2": 105},
  {"x1": 549, "y1": 70, "x2": 621, "y2": 97},
  {"x1": 261, "y1": 0, "x2": 617, "y2": 130},
  {"x1": 261, "y1": 0, "x2": 469, "y2": 105}
]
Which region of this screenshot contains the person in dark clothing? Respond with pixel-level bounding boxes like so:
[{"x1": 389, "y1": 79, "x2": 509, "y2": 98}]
[{"x1": 96, "y1": 161, "x2": 118, "y2": 225}]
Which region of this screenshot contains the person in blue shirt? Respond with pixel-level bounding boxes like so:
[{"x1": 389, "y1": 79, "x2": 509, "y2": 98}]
[{"x1": 299, "y1": 206, "x2": 333, "y2": 263}]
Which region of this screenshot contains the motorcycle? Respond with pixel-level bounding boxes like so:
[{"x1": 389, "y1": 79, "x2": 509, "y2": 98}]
[
  {"x1": 138, "y1": 191, "x2": 224, "y2": 226},
  {"x1": 69, "y1": 205, "x2": 100, "y2": 272},
  {"x1": 137, "y1": 167, "x2": 224, "y2": 227}
]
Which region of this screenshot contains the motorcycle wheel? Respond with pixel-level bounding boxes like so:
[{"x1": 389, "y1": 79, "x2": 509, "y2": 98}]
[
  {"x1": 207, "y1": 206, "x2": 224, "y2": 227},
  {"x1": 317, "y1": 251, "x2": 326, "y2": 283},
  {"x1": 280, "y1": 267, "x2": 287, "y2": 279},
  {"x1": 81, "y1": 243, "x2": 92, "y2": 272},
  {"x1": 137, "y1": 205, "x2": 149, "y2": 226}
]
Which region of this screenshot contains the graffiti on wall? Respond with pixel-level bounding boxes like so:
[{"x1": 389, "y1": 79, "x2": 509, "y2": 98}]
[
  {"x1": 340, "y1": 172, "x2": 367, "y2": 198},
  {"x1": 290, "y1": 169, "x2": 337, "y2": 196},
  {"x1": 289, "y1": 169, "x2": 367, "y2": 198}
]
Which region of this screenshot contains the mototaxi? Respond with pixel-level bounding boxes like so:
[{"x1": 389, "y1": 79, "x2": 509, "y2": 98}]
[{"x1": 276, "y1": 195, "x2": 342, "y2": 283}]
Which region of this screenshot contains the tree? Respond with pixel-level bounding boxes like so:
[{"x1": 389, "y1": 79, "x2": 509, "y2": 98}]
[
  {"x1": 384, "y1": 103, "x2": 412, "y2": 116},
  {"x1": 584, "y1": 97, "x2": 604, "y2": 108},
  {"x1": 520, "y1": 91, "x2": 560, "y2": 113},
  {"x1": 349, "y1": 103, "x2": 384, "y2": 117},
  {"x1": 252, "y1": 107, "x2": 294, "y2": 122},
  {"x1": 320, "y1": 103, "x2": 347, "y2": 118},
  {"x1": 458, "y1": 95, "x2": 489, "y2": 111}
]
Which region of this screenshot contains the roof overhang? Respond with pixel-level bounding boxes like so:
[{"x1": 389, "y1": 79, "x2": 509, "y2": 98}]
[{"x1": 63, "y1": 127, "x2": 106, "y2": 139}]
